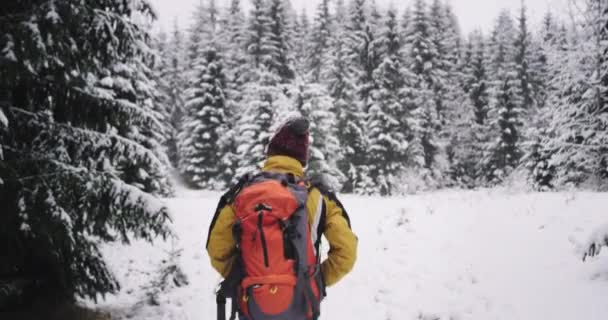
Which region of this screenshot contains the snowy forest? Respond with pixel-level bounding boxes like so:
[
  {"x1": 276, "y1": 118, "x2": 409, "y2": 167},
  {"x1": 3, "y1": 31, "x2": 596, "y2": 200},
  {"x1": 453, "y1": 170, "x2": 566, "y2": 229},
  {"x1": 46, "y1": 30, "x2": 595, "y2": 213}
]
[
  {"x1": 0, "y1": 0, "x2": 607, "y2": 317},
  {"x1": 154, "y1": 0, "x2": 608, "y2": 195}
]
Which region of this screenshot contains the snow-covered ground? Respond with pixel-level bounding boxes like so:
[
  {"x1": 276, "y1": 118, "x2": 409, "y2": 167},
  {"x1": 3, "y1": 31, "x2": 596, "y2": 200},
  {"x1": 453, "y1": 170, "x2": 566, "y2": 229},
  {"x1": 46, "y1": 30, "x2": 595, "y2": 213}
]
[{"x1": 94, "y1": 186, "x2": 608, "y2": 320}]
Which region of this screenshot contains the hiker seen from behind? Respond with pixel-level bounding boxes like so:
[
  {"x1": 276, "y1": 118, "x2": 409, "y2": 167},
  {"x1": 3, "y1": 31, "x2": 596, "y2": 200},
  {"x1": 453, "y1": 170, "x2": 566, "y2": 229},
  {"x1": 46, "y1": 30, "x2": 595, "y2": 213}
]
[{"x1": 206, "y1": 117, "x2": 358, "y2": 320}]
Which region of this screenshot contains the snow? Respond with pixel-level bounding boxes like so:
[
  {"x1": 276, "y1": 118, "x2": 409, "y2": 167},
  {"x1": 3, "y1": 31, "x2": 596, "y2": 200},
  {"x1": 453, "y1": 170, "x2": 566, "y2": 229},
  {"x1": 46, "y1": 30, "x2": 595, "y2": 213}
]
[
  {"x1": 0, "y1": 109, "x2": 7, "y2": 128},
  {"x1": 94, "y1": 187, "x2": 608, "y2": 320},
  {"x1": 582, "y1": 222, "x2": 608, "y2": 259},
  {"x1": 46, "y1": 8, "x2": 60, "y2": 23}
]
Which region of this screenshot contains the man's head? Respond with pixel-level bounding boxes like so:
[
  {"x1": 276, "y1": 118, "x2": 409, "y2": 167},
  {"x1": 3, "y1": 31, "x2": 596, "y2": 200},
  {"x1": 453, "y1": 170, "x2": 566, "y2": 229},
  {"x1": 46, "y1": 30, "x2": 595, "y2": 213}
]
[{"x1": 266, "y1": 117, "x2": 310, "y2": 166}]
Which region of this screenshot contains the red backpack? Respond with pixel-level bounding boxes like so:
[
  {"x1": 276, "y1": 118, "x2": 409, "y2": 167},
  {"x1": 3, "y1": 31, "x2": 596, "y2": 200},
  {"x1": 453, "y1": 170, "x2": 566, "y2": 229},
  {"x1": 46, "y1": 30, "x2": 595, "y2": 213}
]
[{"x1": 213, "y1": 172, "x2": 325, "y2": 320}]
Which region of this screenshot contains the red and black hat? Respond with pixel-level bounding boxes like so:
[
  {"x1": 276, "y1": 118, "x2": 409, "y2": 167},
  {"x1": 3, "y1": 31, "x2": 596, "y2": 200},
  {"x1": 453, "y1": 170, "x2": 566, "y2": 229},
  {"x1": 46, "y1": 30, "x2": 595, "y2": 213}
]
[{"x1": 266, "y1": 117, "x2": 310, "y2": 166}]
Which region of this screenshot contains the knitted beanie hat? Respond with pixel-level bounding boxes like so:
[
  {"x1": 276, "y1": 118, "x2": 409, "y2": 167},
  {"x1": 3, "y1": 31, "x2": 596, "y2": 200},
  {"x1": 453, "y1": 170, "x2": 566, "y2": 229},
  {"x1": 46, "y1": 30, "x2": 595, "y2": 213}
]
[{"x1": 266, "y1": 117, "x2": 310, "y2": 166}]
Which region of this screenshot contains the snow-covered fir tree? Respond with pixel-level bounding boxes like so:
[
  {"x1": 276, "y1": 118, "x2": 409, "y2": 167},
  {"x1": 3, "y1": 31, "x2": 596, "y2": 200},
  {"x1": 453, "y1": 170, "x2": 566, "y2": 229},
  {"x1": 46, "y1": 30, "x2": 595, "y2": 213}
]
[
  {"x1": 245, "y1": 0, "x2": 273, "y2": 72},
  {"x1": 0, "y1": 0, "x2": 172, "y2": 301},
  {"x1": 291, "y1": 9, "x2": 311, "y2": 78},
  {"x1": 533, "y1": 0, "x2": 608, "y2": 189},
  {"x1": 481, "y1": 10, "x2": 524, "y2": 184},
  {"x1": 158, "y1": 21, "x2": 187, "y2": 168},
  {"x1": 307, "y1": 0, "x2": 332, "y2": 83},
  {"x1": 187, "y1": 2, "x2": 206, "y2": 66},
  {"x1": 220, "y1": 0, "x2": 248, "y2": 94},
  {"x1": 234, "y1": 68, "x2": 290, "y2": 177},
  {"x1": 401, "y1": 0, "x2": 444, "y2": 187},
  {"x1": 514, "y1": 3, "x2": 534, "y2": 112},
  {"x1": 266, "y1": 0, "x2": 295, "y2": 82},
  {"x1": 428, "y1": 0, "x2": 451, "y2": 125},
  {"x1": 216, "y1": 0, "x2": 248, "y2": 182},
  {"x1": 336, "y1": 0, "x2": 375, "y2": 193},
  {"x1": 178, "y1": 47, "x2": 228, "y2": 189},
  {"x1": 448, "y1": 31, "x2": 492, "y2": 187},
  {"x1": 367, "y1": 7, "x2": 411, "y2": 195},
  {"x1": 290, "y1": 81, "x2": 345, "y2": 189}
]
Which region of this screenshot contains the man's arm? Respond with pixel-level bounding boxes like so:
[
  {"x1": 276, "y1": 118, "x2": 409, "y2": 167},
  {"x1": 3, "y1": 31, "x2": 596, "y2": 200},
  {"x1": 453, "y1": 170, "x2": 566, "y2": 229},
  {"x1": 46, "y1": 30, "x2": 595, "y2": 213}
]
[
  {"x1": 206, "y1": 204, "x2": 237, "y2": 278},
  {"x1": 320, "y1": 194, "x2": 358, "y2": 287}
]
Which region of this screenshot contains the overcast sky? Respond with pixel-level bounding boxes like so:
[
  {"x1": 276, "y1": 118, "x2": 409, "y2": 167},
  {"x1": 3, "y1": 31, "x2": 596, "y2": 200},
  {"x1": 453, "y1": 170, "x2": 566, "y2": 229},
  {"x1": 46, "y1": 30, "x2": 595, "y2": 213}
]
[{"x1": 149, "y1": 0, "x2": 569, "y2": 35}]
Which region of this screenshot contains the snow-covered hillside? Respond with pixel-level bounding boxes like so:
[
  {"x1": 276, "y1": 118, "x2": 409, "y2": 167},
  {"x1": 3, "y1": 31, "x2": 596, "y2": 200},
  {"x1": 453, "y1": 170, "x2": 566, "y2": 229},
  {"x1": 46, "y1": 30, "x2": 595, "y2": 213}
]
[{"x1": 95, "y1": 188, "x2": 608, "y2": 320}]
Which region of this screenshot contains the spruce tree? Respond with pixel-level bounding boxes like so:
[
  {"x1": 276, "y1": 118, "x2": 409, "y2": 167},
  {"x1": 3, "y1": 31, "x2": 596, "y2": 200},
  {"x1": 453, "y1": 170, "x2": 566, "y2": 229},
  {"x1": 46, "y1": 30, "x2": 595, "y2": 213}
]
[
  {"x1": 337, "y1": 0, "x2": 373, "y2": 193},
  {"x1": 187, "y1": 2, "x2": 206, "y2": 67},
  {"x1": 178, "y1": 47, "x2": 228, "y2": 189},
  {"x1": 449, "y1": 31, "x2": 491, "y2": 187},
  {"x1": 246, "y1": 0, "x2": 272, "y2": 72},
  {"x1": 0, "y1": 0, "x2": 172, "y2": 301},
  {"x1": 162, "y1": 21, "x2": 187, "y2": 168},
  {"x1": 367, "y1": 7, "x2": 410, "y2": 195},
  {"x1": 290, "y1": 81, "x2": 345, "y2": 189},
  {"x1": 482, "y1": 10, "x2": 524, "y2": 184},
  {"x1": 234, "y1": 69, "x2": 289, "y2": 177},
  {"x1": 291, "y1": 9, "x2": 311, "y2": 78},
  {"x1": 218, "y1": 0, "x2": 248, "y2": 183},
  {"x1": 428, "y1": 0, "x2": 450, "y2": 124},
  {"x1": 469, "y1": 33, "x2": 491, "y2": 127},
  {"x1": 401, "y1": 0, "x2": 443, "y2": 187},
  {"x1": 308, "y1": 0, "x2": 332, "y2": 83},
  {"x1": 266, "y1": 0, "x2": 295, "y2": 82},
  {"x1": 221, "y1": 0, "x2": 248, "y2": 91},
  {"x1": 536, "y1": 0, "x2": 608, "y2": 189},
  {"x1": 514, "y1": 3, "x2": 534, "y2": 111}
]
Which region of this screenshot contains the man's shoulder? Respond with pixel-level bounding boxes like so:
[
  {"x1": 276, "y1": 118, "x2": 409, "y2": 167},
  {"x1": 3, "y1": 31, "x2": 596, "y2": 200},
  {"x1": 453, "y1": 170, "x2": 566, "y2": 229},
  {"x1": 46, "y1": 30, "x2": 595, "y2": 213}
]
[
  {"x1": 306, "y1": 173, "x2": 343, "y2": 204},
  {"x1": 307, "y1": 174, "x2": 333, "y2": 194}
]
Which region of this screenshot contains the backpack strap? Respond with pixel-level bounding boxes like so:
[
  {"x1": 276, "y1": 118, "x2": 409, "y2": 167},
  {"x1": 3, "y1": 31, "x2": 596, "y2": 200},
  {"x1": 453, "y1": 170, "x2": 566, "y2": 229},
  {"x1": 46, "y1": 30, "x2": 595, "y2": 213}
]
[{"x1": 206, "y1": 173, "x2": 253, "y2": 249}]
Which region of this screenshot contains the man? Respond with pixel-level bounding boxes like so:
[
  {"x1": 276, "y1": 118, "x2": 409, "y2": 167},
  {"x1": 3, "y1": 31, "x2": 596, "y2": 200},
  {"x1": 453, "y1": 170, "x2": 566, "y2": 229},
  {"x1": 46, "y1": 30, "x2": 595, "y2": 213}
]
[{"x1": 206, "y1": 117, "x2": 357, "y2": 320}]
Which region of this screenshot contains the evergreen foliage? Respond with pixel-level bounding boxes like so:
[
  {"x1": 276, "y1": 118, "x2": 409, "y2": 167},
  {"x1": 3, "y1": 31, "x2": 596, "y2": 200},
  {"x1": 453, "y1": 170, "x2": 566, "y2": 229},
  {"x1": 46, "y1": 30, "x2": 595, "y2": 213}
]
[
  {"x1": 178, "y1": 47, "x2": 228, "y2": 189},
  {"x1": 0, "y1": 0, "x2": 172, "y2": 301}
]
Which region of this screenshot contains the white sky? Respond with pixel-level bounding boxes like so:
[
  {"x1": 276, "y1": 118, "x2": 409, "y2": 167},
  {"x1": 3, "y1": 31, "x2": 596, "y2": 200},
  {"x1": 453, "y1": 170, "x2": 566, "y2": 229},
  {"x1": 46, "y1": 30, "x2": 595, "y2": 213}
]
[{"x1": 149, "y1": 0, "x2": 570, "y2": 35}]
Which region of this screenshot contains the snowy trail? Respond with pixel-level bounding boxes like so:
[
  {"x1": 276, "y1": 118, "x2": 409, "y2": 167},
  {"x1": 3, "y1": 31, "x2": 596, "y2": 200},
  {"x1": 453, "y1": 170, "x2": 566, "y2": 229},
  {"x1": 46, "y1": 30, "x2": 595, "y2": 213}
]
[{"x1": 96, "y1": 189, "x2": 608, "y2": 320}]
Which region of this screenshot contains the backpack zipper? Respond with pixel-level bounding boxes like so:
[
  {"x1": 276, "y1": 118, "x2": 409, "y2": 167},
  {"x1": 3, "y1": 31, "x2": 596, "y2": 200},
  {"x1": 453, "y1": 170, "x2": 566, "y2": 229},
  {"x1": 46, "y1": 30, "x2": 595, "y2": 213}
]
[{"x1": 258, "y1": 212, "x2": 269, "y2": 267}]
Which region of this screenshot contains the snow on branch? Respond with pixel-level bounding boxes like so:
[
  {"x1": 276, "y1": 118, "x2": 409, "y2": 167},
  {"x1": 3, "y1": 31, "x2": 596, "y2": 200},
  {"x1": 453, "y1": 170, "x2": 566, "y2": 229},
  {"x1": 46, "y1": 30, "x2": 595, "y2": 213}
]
[
  {"x1": 14, "y1": 156, "x2": 172, "y2": 243},
  {"x1": 10, "y1": 107, "x2": 172, "y2": 196},
  {"x1": 582, "y1": 222, "x2": 608, "y2": 261},
  {"x1": 0, "y1": 109, "x2": 7, "y2": 129}
]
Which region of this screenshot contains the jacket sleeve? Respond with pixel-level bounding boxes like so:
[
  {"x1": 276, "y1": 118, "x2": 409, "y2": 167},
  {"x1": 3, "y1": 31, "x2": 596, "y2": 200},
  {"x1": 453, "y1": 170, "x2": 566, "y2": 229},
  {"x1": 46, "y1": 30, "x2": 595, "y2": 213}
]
[
  {"x1": 206, "y1": 204, "x2": 237, "y2": 278},
  {"x1": 320, "y1": 194, "x2": 358, "y2": 287}
]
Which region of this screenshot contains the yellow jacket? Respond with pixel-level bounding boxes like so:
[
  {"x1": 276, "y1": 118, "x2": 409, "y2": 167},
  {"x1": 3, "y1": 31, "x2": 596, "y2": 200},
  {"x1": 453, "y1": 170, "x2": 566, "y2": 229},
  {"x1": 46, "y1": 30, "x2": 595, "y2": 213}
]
[{"x1": 206, "y1": 155, "x2": 358, "y2": 287}]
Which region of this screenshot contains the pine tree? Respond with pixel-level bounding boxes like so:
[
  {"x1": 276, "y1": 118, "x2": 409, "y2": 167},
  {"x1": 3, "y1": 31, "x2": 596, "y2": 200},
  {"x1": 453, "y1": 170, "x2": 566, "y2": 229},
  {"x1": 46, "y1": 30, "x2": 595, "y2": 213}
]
[
  {"x1": 369, "y1": 0, "x2": 383, "y2": 36},
  {"x1": 325, "y1": 0, "x2": 350, "y2": 95},
  {"x1": 481, "y1": 10, "x2": 524, "y2": 184},
  {"x1": 291, "y1": 9, "x2": 310, "y2": 78},
  {"x1": 0, "y1": 0, "x2": 172, "y2": 301},
  {"x1": 428, "y1": 0, "x2": 450, "y2": 123},
  {"x1": 266, "y1": 0, "x2": 295, "y2": 82},
  {"x1": 221, "y1": 0, "x2": 248, "y2": 89},
  {"x1": 337, "y1": 0, "x2": 373, "y2": 193},
  {"x1": 520, "y1": 11, "x2": 559, "y2": 190},
  {"x1": 401, "y1": 0, "x2": 443, "y2": 187},
  {"x1": 218, "y1": 0, "x2": 248, "y2": 183},
  {"x1": 367, "y1": 7, "x2": 410, "y2": 195},
  {"x1": 514, "y1": 2, "x2": 534, "y2": 113},
  {"x1": 178, "y1": 47, "x2": 228, "y2": 189},
  {"x1": 187, "y1": 2, "x2": 206, "y2": 66},
  {"x1": 151, "y1": 30, "x2": 175, "y2": 160},
  {"x1": 245, "y1": 0, "x2": 272, "y2": 72},
  {"x1": 307, "y1": 0, "x2": 332, "y2": 83},
  {"x1": 536, "y1": 0, "x2": 608, "y2": 189},
  {"x1": 234, "y1": 69, "x2": 289, "y2": 177},
  {"x1": 469, "y1": 33, "x2": 491, "y2": 127},
  {"x1": 290, "y1": 81, "x2": 345, "y2": 189},
  {"x1": 161, "y1": 21, "x2": 187, "y2": 168},
  {"x1": 449, "y1": 31, "x2": 491, "y2": 187}
]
